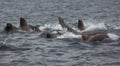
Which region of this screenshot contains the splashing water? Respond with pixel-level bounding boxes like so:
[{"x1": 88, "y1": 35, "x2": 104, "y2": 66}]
[
  {"x1": 39, "y1": 23, "x2": 63, "y2": 30},
  {"x1": 108, "y1": 33, "x2": 119, "y2": 40},
  {"x1": 83, "y1": 22, "x2": 108, "y2": 32},
  {"x1": 57, "y1": 32, "x2": 82, "y2": 38}
]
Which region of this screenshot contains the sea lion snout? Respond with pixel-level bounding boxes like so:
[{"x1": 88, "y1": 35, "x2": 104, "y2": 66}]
[{"x1": 78, "y1": 19, "x2": 85, "y2": 30}]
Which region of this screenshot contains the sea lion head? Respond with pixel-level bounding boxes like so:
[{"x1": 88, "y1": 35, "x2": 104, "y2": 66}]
[
  {"x1": 40, "y1": 31, "x2": 55, "y2": 38},
  {"x1": 78, "y1": 19, "x2": 84, "y2": 30},
  {"x1": 20, "y1": 17, "x2": 28, "y2": 27},
  {"x1": 4, "y1": 23, "x2": 15, "y2": 33},
  {"x1": 20, "y1": 17, "x2": 30, "y2": 31},
  {"x1": 6, "y1": 23, "x2": 12, "y2": 28}
]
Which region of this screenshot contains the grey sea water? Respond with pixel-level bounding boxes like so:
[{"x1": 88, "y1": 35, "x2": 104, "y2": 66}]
[{"x1": 0, "y1": 0, "x2": 120, "y2": 66}]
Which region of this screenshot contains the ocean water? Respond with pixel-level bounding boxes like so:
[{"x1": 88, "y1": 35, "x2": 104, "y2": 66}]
[{"x1": 0, "y1": 0, "x2": 120, "y2": 66}]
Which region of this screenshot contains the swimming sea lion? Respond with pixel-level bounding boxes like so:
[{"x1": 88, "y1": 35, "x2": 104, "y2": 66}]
[
  {"x1": 20, "y1": 17, "x2": 31, "y2": 31},
  {"x1": 4, "y1": 23, "x2": 18, "y2": 33},
  {"x1": 88, "y1": 34, "x2": 109, "y2": 42},
  {"x1": 82, "y1": 32, "x2": 109, "y2": 42},
  {"x1": 41, "y1": 32, "x2": 56, "y2": 38},
  {"x1": 20, "y1": 17, "x2": 41, "y2": 32},
  {"x1": 58, "y1": 17, "x2": 80, "y2": 35}
]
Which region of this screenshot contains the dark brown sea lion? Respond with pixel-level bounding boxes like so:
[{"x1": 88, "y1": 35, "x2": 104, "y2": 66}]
[
  {"x1": 88, "y1": 34, "x2": 109, "y2": 42},
  {"x1": 82, "y1": 32, "x2": 109, "y2": 42},
  {"x1": 78, "y1": 19, "x2": 85, "y2": 30},
  {"x1": 20, "y1": 17, "x2": 31, "y2": 31},
  {"x1": 58, "y1": 17, "x2": 80, "y2": 35},
  {"x1": 43, "y1": 32, "x2": 57, "y2": 38},
  {"x1": 20, "y1": 17, "x2": 41, "y2": 32},
  {"x1": 40, "y1": 31, "x2": 56, "y2": 38},
  {"x1": 4, "y1": 23, "x2": 18, "y2": 33}
]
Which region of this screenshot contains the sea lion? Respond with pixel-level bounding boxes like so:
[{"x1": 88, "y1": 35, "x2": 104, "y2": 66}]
[
  {"x1": 20, "y1": 17, "x2": 31, "y2": 31},
  {"x1": 78, "y1": 19, "x2": 85, "y2": 30},
  {"x1": 82, "y1": 32, "x2": 109, "y2": 42},
  {"x1": 41, "y1": 32, "x2": 56, "y2": 38},
  {"x1": 58, "y1": 17, "x2": 80, "y2": 35},
  {"x1": 20, "y1": 17, "x2": 41, "y2": 32},
  {"x1": 4, "y1": 23, "x2": 18, "y2": 33}
]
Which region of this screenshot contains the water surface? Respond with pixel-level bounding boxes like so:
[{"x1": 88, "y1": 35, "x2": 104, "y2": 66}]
[{"x1": 0, "y1": 0, "x2": 120, "y2": 66}]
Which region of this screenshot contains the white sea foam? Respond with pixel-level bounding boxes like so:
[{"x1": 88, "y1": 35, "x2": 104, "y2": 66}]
[
  {"x1": 84, "y1": 22, "x2": 107, "y2": 32},
  {"x1": 39, "y1": 24, "x2": 63, "y2": 30},
  {"x1": 57, "y1": 32, "x2": 81, "y2": 39},
  {"x1": 108, "y1": 33, "x2": 119, "y2": 40}
]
